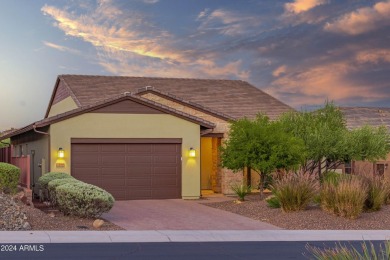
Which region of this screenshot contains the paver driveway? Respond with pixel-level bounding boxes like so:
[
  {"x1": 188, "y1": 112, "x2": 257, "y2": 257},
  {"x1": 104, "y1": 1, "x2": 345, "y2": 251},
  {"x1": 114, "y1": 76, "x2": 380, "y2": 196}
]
[{"x1": 102, "y1": 199, "x2": 280, "y2": 230}]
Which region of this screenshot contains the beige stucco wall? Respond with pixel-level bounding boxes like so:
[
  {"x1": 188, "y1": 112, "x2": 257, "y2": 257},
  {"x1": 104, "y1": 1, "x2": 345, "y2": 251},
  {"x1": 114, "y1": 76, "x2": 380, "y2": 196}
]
[
  {"x1": 48, "y1": 97, "x2": 78, "y2": 117},
  {"x1": 49, "y1": 113, "x2": 201, "y2": 199}
]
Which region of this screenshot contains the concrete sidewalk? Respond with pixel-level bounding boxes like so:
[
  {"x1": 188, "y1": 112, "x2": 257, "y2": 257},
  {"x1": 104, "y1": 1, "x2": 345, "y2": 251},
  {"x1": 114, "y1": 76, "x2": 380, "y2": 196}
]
[{"x1": 1, "y1": 230, "x2": 390, "y2": 243}]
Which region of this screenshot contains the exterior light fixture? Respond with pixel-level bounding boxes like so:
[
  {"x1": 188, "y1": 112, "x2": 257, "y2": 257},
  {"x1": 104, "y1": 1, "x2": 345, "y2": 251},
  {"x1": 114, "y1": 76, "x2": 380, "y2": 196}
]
[
  {"x1": 189, "y1": 147, "x2": 196, "y2": 158},
  {"x1": 58, "y1": 147, "x2": 65, "y2": 158}
]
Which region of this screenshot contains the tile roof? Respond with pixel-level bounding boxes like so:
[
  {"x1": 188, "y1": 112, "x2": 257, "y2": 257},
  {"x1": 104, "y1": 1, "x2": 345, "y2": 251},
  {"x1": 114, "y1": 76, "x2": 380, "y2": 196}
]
[
  {"x1": 0, "y1": 93, "x2": 215, "y2": 140},
  {"x1": 340, "y1": 107, "x2": 390, "y2": 131},
  {"x1": 58, "y1": 75, "x2": 293, "y2": 119}
]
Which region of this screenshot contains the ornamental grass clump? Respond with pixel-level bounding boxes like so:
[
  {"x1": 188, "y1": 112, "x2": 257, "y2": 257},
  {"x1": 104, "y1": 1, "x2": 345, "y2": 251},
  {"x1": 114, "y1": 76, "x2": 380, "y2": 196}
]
[
  {"x1": 271, "y1": 172, "x2": 319, "y2": 212},
  {"x1": 306, "y1": 241, "x2": 390, "y2": 260},
  {"x1": 363, "y1": 175, "x2": 390, "y2": 212},
  {"x1": 321, "y1": 175, "x2": 368, "y2": 219},
  {"x1": 230, "y1": 182, "x2": 251, "y2": 201},
  {"x1": 56, "y1": 182, "x2": 115, "y2": 218},
  {"x1": 0, "y1": 163, "x2": 20, "y2": 194}
]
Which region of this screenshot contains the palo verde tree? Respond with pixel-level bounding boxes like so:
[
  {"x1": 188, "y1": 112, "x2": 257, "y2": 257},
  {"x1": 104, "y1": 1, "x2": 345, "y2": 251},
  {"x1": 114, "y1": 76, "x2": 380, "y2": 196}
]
[
  {"x1": 280, "y1": 102, "x2": 390, "y2": 177},
  {"x1": 220, "y1": 114, "x2": 306, "y2": 197}
]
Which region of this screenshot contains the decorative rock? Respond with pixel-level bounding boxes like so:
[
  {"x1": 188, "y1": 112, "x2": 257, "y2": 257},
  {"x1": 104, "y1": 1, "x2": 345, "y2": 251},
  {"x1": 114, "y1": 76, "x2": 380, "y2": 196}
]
[
  {"x1": 48, "y1": 212, "x2": 55, "y2": 218},
  {"x1": 22, "y1": 222, "x2": 31, "y2": 230},
  {"x1": 93, "y1": 219, "x2": 105, "y2": 229},
  {"x1": 0, "y1": 193, "x2": 31, "y2": 231}
]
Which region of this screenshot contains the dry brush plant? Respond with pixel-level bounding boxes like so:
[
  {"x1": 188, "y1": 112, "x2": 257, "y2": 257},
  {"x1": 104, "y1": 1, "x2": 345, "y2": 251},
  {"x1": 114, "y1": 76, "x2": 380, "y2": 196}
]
[
  {"x1": 271, "y1": 171, "x2": 319, "y2": 212},
  {"x1": 321, "y1": 175, "x2": 368, "y2": 219}
]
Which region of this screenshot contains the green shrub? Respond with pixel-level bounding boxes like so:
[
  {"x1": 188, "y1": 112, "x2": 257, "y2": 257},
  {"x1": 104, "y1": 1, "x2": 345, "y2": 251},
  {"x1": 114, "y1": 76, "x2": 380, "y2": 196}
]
[
  {"x1": 322, "y1": 171, "x2": 343, "y2": 185},
  {"x1": 265, "y1": 195, "x2": 281, "y2": 208},
  {"x1": 321, "y1": 176, "x2": 368, "y2": 219},
  {"x1": 230, "y1": 182, "x2": 251, "y2": 201},
  {"x1": 306, "y1": 241, "x2": 390, "y2": 260},
  {"x1": 363, "y1": 176, "x2": 389, "y2": 212},
  {"x1": 47, "y1": 178, "x2": 80, "y2": 206},
  {"x1": 56, "y1": 182, "x2": 115, "y2": 218},
  {"x1": 0, "y1": 163, "x2": 20, "y2": 194},
  {"x1": 38, "y1": 172, "x2": 73, "y2": 190},
  {"x1": 271, "y1": 172, "x2": 319, "y2": 212}
]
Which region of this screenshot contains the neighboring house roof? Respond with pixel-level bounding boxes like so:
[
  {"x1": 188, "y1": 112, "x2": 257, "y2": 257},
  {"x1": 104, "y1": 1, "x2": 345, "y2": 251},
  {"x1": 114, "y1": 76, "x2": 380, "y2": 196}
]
[
  {"x1": 340, "y1": 107, "x2": 390, "y2": 131},
  {"x1": 47, "y1": 75, "x2": 293, "y2": 120},
  {"x1": 0, "y1": 93, "x2": 216, "y2": 140}
]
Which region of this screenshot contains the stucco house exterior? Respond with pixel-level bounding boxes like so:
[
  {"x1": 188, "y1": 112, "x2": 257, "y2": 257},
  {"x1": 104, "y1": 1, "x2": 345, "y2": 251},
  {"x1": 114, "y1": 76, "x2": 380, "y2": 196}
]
[
  {"x1": 339, "y1": 107, "x2": 390, "y2": 178},
  {"x1": 0, "y1": 75, "x2": 292, "y2": 200}
]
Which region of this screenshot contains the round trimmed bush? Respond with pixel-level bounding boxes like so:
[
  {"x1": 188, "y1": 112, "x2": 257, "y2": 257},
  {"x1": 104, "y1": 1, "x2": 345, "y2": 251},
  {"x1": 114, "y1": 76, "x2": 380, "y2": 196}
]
[
  {"x1": 38, "y1": 172, "x2": 74, "y2": 190},
  {"x1": 0, "y1": 162, "x2": 20, "y2": 194},
  {"x1": 47, "y1": 178, "x2": 80, "y2": 206},
  {"x1": 56, "y1": 182, "x2": 115, "y2": 218}
]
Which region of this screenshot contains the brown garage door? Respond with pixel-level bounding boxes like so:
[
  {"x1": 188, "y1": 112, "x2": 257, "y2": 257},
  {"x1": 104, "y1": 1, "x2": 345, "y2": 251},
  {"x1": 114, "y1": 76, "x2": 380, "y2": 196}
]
[{"x1": 71, "y1": 139, "x2": 182, "y2": 200}]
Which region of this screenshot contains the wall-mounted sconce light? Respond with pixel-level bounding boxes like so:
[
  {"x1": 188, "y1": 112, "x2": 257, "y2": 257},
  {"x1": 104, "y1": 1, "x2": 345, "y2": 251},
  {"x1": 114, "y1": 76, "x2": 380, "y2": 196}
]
[
  {"x1": 189, "y1": 147, "x2": 196, "y2": 158},
  {"x1": 58, "y1": 147, "x2": 65, "y2": 158}
]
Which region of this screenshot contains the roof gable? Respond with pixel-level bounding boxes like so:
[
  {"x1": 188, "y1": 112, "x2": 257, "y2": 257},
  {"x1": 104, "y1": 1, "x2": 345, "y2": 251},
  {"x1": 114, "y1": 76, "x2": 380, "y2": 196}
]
[
  {"x1": 1, "y1": 93, "x2": 215, "y2": 140},
  {"x1": 92, "y1": 99, "x2": 164, "y2": 114}
]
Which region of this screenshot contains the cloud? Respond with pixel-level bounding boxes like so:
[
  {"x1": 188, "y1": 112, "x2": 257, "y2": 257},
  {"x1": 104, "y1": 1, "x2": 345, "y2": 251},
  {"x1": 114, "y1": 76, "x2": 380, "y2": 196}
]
[
  {"x1": 285, "y1": 0, "x2": 327, "y2": 14},
  {"x1": 41, "y1": 2, "x2": 249, "y2": 81},
  {"x1": 197, "y1": 9, "x2": 261, "y2": 36},
  {"x1": 43, "y1": 41, "x2": 81, "y2": 55},
  {"x1": 272, "y1": 65, "x2": 287, "y2": 77},
  {"x1": 143, "y1": 0, "x2": 159, "y2": 4},
  {"x1": 324, "y1": 0, "x2": 390, "y2": 35},
  {"x1": 267, "y1": 49, "x2": 390, "y2": 107},
  {"x1": 356, "y1": 49, "x2": 390, "y2": 64}
]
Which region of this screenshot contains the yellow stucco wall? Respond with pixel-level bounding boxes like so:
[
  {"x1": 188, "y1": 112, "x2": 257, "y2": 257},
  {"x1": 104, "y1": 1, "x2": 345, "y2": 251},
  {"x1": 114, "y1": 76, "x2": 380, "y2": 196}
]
[
  {"x1": 49, "y1": 113, "x2": 201, "y2": 199},
  {"x1": 47, "y1": 97, "x2": 78, "y2": 117}
]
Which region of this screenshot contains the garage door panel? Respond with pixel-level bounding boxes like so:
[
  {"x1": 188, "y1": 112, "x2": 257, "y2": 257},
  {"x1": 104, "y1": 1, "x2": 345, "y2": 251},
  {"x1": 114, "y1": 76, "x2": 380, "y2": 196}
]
[
  {"x1": 101, "y1": 144, "x2": 126, "y2": 152},
  {"x1": 72, "y1": 142, "x2": 181, "y2": 200},
  {"x1": 72, "y1": 167, "x2": 100, "y2": 178},
  {"x1": 126, "y1": 144, "x2": 152, "y2": 153},
  {"x1": 127, "y1": 166, "x2": 152, "y2": 177},
  {"x1": 154, "y1": 166, "x2": 178, "y2": 175},
  {"x1": 154, "y1": 155, "x2": 178, "y2": 164},
  {"x1": 126, "y1": 155, "x2": 152, "y2": 164},
  {"x1": 72, "y1": 144, "x2": 100, "y2": 152},
  {"x1": 152, "y1": 176, "x2": 178, "y2": 186},
  {"x1": 72, "y1": 154, "x2": 99, "y2": 164},
  {"x1": 153, "y1": 144, "x2": 178, "y2": 153},
  {"x1": 101, "y1": 155, "x2": 126, "y2": 165},
  {"x1": 126, "y1": 178, "x2": 151, "y2": 186},
  {"x1": 101, "y1": 168, "x2": 125, "y2": 177}
]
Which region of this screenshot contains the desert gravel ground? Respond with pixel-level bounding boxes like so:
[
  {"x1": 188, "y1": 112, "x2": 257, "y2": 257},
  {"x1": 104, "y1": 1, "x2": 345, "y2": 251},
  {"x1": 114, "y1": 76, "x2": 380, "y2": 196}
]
[{"x1": 203, "y1": 194, "x2": 390, "y2": 230}]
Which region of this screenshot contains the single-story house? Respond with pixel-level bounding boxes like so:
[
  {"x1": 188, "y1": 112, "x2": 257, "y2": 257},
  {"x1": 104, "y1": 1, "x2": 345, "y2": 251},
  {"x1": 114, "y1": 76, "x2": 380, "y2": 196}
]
[
  {"x1": 0, "y1": 75, "x2": 292, "y2": 200},
  {"x1": 339, "y1": 107, "x2": 390, "y2": 178}
]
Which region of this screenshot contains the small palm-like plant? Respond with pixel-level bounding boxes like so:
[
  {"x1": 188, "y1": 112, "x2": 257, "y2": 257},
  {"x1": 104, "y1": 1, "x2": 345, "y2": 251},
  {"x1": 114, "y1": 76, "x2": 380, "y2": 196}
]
[{"x1": 230, "y1": 182, "x2": 251, "y2": 201}]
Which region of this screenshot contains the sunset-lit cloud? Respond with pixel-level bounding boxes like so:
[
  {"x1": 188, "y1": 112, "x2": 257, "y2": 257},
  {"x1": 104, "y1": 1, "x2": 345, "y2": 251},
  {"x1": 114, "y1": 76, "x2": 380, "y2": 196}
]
[
  {"x1": 43, "y1": 41, "x2": 81, "y2": 55},
  {"x1": 285, "y1": 0, "x2": 327, "y2": 14},
  {"x1": 324, "y1": 0, "x2": 390, "y2": 35},
  {"x1": 39, "y1": 0, "x2": 390, "y2": 109}
]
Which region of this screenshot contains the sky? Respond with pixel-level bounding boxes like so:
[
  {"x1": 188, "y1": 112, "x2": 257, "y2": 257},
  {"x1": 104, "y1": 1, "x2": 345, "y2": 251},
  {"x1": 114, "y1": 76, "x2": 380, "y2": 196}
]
[{"x1": 0, "y1": 0, "x2": 389, "y2": 131}]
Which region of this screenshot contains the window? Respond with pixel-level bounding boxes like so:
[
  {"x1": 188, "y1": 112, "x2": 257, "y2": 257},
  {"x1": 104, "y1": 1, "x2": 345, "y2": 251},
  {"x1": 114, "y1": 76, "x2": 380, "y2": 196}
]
[
  {"x1": 344, "y1": 161, "x2": 352, "y2": 174},
  {"x1": 19, "y1": 145, "x2": 23, "y2": 157}
]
